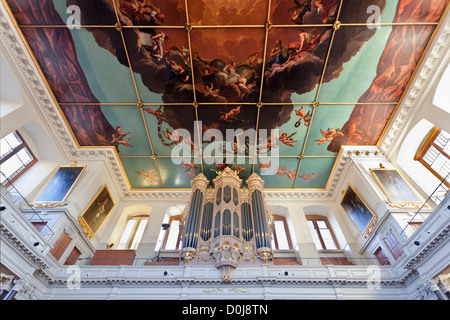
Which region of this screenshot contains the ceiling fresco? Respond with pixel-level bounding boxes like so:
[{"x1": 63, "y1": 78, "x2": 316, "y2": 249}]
[{"x1": 4, "y1": 0, "x2": 449, "y2": 189}]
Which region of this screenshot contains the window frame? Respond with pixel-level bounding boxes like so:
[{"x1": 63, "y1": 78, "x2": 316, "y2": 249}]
[
  {"x1": 116, "y1": 214, "x2": 149, "y2": 250},
  {"x1": 0, "y1": 130, "x2": 37, "y2": 187},
  {"x1": 271, "y1": 215, "x2": 293, "y2": 250},
  {"x1": 306, "y1": 215, "x2": 340, "y2": 251},
  {"x1": 414, "y1": 126, "x2": 450, "y2": 188},
  {"x1": 162, "y1": 214, "x2": 182, "y2": 250}
]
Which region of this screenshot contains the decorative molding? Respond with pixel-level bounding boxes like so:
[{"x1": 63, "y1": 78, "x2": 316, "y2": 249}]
[
  {"x1": 48, "y1": 273, "x2": 406, "y2": 288},
  {"x1": 378, "y1": 18, "x2": 450, "y2": 156},
  {"x1": 404, "y1": 224, "x2": 450, "y2": 270},
  {"x1": 1, "y1": 4, "x2": 448, "y2": 202},
  {"x1": 0, "y1": 225, "x2": 49, "y2": 270}
]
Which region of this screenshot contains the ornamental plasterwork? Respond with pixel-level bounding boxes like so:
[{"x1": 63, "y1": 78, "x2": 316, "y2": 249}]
[
  {"x1": 378, "y1": 18, "x2": 450, "y2": 156},
  {"x1": 1, "y1": 5, "x2": 448, "y2": 202}
]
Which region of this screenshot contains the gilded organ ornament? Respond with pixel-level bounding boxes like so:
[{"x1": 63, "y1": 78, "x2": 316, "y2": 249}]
[{"x1": 180, "y1": 167, "x2": 274, "y2": 282}]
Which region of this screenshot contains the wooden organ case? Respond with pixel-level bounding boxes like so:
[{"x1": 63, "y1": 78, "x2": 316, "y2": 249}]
[{"x1": 180, "y1": 167, "x2": 274, "y2": 282}]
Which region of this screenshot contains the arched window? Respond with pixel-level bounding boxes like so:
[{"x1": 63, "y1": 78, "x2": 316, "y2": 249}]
[
  {"x1": 271, "y1": 215, "x2": 293, "y2": 250},
  {"x1": 0, "y1": 131, "x2": 37, "y2": 186},
  {"x1": 162, "y1": 214, "x2": 182, "y2": 250},
  {"x1": 306, "y1": 215, "x2": 339, "y2": 250},
  {"x1": 117, "y1": 215, "x2": 149, "y2": 250},
  {"x1": 414, "y1": 126, "x2": 450, "y2": 188}
]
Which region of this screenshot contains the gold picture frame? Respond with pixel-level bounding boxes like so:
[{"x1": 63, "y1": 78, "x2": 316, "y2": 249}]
[
  {"x1": 32, "y1": 162, "x2": 86, "y2": 206},
  {"x1": 370, "y1": 167, "x2": 422, "y2": 208},
  {"x1": 340, "y1": 184, "x2": 378, "y2": 239},
  {"x1": 78, "y1": 184, "x2": 115, "y2": 239}
]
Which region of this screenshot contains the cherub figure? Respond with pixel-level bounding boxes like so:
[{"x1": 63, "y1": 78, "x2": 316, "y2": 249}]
[
  {"x1": 144, "y1": 105, "x2": 167, "y2": 123},
  {"x1": 258, "y1": 160, "x2": 272, "y2": 173},
  {"x1": 258, "y1": 131, "x2": 279, "y2": 154},
  {"x1": 295, "y1": 106, "x2": 312, "y2": 127},
  {"x1": 180, "y1": 160, "x2": 199, "y2": 172},
  {"x1": 298, "y1": 173, "x2": 319, "y2": 181},
  {"x1": 276, "y1": 166, "x2": 288, "y2": 176},
  {"x1": 285, "y1": 169, "x2": 297, "y2": 180},
  {"x1": 219, "y1": 105, "x2": 242, "y2": 123},
  {"x1": 111, "y1": 126, "x2": 132, "y2": 147},
  {"x1": 214, "y1": 162, "x2": 228, "y2": 171},
  {"x1": 135, "y1": 169, "x2": 159, "y2": 184},
  {"x1": 180, "y1": 160, "x2": 199, "y2": 178},
  {"x1": 314, "y1": 128, "x2": 344, "y2": 145},
  {"x1": 279, "y1": 132, "x2": 298, "y2": 147}
]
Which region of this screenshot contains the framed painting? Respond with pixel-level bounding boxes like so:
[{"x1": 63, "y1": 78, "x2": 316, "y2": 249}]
[
  {"x1": 32, "y1": 163, "x2": 86, "y2": 205},
  {"x1": 370, "y1": 167, "x2": 421, "y2": 208},
  {"x1": 78, "y1": 185, "x2": 115, "y2": 239},
  {"x1": 340, "y1": 184, "x2": 378, "y2": 239}
]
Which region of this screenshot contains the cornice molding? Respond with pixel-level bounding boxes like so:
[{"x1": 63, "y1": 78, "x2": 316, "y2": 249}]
[
  {"x1": 0, "y1": 225, "x2": 49, "y2": 270},
  {"x1": 1, "y1": 4, "x2": 447, "y2": 201},
  {"x1": 378, "y1": 16, "x2": 450, "y2": 156},
  {"x1": 404, "y1": 224, "x2": 450, "y2": 271},
  {"x1": 49, "y1": 273, "x2": 405, "y2": 288}
]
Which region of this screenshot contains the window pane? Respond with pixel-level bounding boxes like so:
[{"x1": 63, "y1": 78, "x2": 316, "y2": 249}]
[
  {"x1": 433, "y1": 153, "x2": 450, "y2": 180},
  {"x1": 422, "y1": 143, "x2": 450, "y2": 184},
  {"x1": 307, "y1": 220, "x2": 323, "y2": 250},
  {"x1": 317, "y1": 220, "x2": 327, "y2": 229},
  {"x1": 1, "y1": 132, "x2": 22, "y2": 157},
  {"x1": 274, "y1": 220, "x2": 290, "y2": 250},
  {"x1": 317, "y1": 219, "x2": 337, "y2": 250},
  {"x1": 1, "y1": 138, "x2": 13, "y2": 157},
  {"x1": 320, "y1": 229, "x2": 337, "y2": 250},
  {"x1": 434, "y1": 130, "x2": 450, "y2": 154},
  {"x1": 165, "y1": 220, "x2": 181, "y2": 250},
  {"x1": 130, "y1": 220, "x2": 148, "y2": 250},
  {"x1": 0, "y1": 132, "x2": 36, "y2": 184},
  {"x1": 17, "y1": 148, "x2": 33, "y2": 164},
  {"x1": 117, "y1": 220, "x2": 138, "y2": 249},
  {"x1": 1, "y1": 154, "x2": 24, "y2": 183}
]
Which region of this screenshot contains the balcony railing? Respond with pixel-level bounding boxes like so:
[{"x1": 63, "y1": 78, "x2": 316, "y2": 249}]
[
  {"x1": 1, "y1": 173, "x2": 54, "y2": 241},
  {"x1": 63, "y1": 255, "x2": 387, "y2": 267},
  {"x1": 400, "y1": 172, "x2": 449, "y2": 237}
]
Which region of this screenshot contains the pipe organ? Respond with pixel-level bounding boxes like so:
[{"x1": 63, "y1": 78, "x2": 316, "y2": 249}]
[{"x1": 180, "y1": 168, "x2": 274, "y2": 282}]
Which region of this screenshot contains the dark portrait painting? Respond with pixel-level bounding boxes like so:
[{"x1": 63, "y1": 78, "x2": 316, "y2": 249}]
[
  {"x1": 33, "y1": 165, "x2": 85, "y2": 203},
  {"x1": 370, "y1": 168, "x2": 421, "y2": 205},
  {"x1": 340, "y1": 184, "x2": 377, "y2": 236},
  {"x1": 78, "y1": 185, "x2": 115, "y2": 239}
]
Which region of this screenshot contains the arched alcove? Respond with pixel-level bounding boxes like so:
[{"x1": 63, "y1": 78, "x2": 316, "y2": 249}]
[
  {"x1": 154, "y1": 205, "x2": 185, "y2": 252},
  {"x1": 109, "y1": 204, "x2": 152, "y2": 248},
  {"x1": 303, "y1": 205, "x2": 346, "y2": 250},
  {"x1": 268, "y1": 205, "x2": 297, "y2": 250},
  {"x1": 3, "y1": 120, "x2": 64, "y2": 198}
]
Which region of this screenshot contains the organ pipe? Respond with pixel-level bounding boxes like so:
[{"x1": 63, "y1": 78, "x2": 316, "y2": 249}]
[
  {"x1": 201, "y1": 202, "x2": 213, "y2": 241},
  {"x1": 182, "y1": 188, "x2": 204, "y2": 248},
  {"x1": 180, "y1": 169, "x2": 273, "y2": 281}
]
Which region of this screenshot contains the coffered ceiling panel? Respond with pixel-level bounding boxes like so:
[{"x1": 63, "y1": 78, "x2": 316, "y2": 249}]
[{"x1": 5, "y1": 0, "x2": 449, "y2": 190}]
